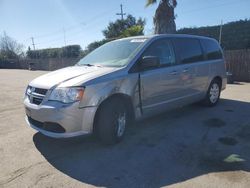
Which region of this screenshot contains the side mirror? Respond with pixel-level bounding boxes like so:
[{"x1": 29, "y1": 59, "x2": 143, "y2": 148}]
[{"x1": 140, "y1": 56, "x2": 160, "y2": 70}]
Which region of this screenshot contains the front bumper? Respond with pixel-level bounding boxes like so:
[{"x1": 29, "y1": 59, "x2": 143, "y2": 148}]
[{"x1": 24, "y1": 97, "x2": 97, "y2": 138}]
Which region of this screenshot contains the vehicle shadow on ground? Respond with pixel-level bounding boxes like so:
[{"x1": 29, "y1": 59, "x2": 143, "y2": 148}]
[{"x1": 33, "y1": 99, "x2": 250, "y2": 188}]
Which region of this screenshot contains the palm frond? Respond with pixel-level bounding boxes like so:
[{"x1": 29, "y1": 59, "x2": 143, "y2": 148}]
[
  {"x1": 146, "y1": 0, "x2": 157, "y2": 7},
  {"x1": 172, "y1": 0, "x2": 177, "y2": 8}
]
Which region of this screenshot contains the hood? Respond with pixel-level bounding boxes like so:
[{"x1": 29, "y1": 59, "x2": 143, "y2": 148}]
[{"x1": 29, "y1": 66, "x2": 118, "y2": 89}]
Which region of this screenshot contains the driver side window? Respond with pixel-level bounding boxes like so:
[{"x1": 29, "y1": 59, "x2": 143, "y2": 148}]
[{"x1": 143, "y1": 39, "x2": 176, "y2": 66}]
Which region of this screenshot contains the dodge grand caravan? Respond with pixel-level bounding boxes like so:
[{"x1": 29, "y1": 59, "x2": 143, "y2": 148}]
[{"x1": 24, "y1": 34, "x2": 227, "y2": 144}]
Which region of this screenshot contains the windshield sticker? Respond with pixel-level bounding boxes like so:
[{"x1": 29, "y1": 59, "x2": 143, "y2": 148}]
[{"x1": 130, "y1": 39, "x2": 147, "y2": 43}]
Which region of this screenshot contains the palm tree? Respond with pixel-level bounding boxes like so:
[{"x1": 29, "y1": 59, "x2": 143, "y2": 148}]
[{"x1": 146, "y1": 0, "x2": 177, "y2": 34}]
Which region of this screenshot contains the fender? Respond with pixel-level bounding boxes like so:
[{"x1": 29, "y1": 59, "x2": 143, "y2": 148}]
[{"x1": 79, "y1": 74, "x2": 141, "y2": 114}]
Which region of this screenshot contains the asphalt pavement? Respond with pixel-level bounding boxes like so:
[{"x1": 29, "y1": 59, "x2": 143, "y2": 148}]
[{"x1": 0, "y1": 69, "x2": 250, "y2": 188}]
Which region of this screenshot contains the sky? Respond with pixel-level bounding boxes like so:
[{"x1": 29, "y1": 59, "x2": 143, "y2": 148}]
[{"x1": 0, "y1": 0, "x2": 250, "y2": 50}]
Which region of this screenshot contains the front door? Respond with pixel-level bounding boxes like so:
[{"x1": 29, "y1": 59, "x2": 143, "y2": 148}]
[{"x1": 139, "y1": 39, "x2": 185, "y2": 116}]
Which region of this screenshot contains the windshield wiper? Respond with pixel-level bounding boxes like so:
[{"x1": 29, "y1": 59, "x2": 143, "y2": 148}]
[
  {"x1": 79, "y1": 64, "x2": 94, "y2": 67},
  {"x1": 78, "y1": 64, "x2": 102, "y2": 67}
]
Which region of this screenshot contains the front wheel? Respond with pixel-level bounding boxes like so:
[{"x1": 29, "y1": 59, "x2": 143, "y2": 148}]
[
  {"x1": 203, "y1": 79, "x2": 221, "y2": 106},
  {"x1": 95, "y1": 98, "x2": 128, "y2": 145}
]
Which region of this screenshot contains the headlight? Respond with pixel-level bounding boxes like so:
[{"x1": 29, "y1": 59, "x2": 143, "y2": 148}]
[
  {"x1": 26, "y1": 86, "x2": 32, "y2": 95},
  {"x1": 24, "y1": 86, "x2": 32, "y2": 99},
  {"x1": 49, "y1": 87, "x2": 85, "y2": 103}
]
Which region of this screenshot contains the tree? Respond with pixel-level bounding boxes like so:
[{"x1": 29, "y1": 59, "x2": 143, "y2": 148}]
[
  {"x1": 146, "y1": 0, "x2": 177, "y2": 34},
  {"x1": 103, "y1": 14, "x2": 146, "y2": 39},
  {"x1": 121, "y1": 25, "x2": 144, "y2": 37},
  {"x1": 82, "y1": 15, "x2": 146, "y2": 56},
  {"x1": 177, "y1": 19, "x2": 250, "y2": 50},
  {"x1": 27, "y1": 45, "x2": 82, "y2": 59},
  {"x1": 0, "y1": 32, "x2": 24, "y2": 60},
  {"x1": 62, "y1": 45, "x2": 82, "y2": 58}
]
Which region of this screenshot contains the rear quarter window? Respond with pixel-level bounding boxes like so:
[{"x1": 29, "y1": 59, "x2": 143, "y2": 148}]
[
  {"x1": 173, "y1": 38, "x2": 204, "y2": 64},
  {"x1": 201, "y1": 39, "x2": 223, "y2": 60}
]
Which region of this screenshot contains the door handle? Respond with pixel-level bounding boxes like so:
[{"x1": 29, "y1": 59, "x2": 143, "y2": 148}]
[{"x1": 182, "y1": 68, "x2": 189, "y2": 73}]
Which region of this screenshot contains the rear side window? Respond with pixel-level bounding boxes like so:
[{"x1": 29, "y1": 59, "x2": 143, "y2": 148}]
[
  {"x1": 173, "y1": 38, "x2": 204, "y2": 64},
  {"x1": 201, "y1": 39, "x2": 223, "y2": 60}
]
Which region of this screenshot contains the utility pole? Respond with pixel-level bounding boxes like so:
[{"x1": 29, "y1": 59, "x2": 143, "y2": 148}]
[
  {"x1": 219, "y1": 20, "x2": 223, "y2": 45},
  {"x1": 116, "y1": 4, "x2": 126, "y2": 20},
  {"x1": 31, "y1": 37, "x2": 36, "y2": 50},
  {"x1": 30, "y1": 37, "x2": 36, "y2": 69},
  {"x1": 63, "y1": 28, "x2": 66, "y2": 47}
]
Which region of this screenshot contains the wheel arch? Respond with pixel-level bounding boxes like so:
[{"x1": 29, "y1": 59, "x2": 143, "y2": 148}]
[
  {"x1": 213, "y1": 76, "x2": 222, "y2": 88},
  {"x1": 93, "y1": 93, "x2": 135, "y2": 134}
]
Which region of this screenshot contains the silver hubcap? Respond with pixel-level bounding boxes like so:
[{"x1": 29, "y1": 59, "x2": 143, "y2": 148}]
[
  {"x1": 117, "y1": 112, "x2": 126, "y2": 137},
  {"x1": 209, "y1": 83, "x2": 220, "y2": 103}
]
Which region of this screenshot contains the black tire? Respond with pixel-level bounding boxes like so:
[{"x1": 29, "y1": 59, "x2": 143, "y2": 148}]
[
  {"x1": 203, "y1": 79, "x2": 221, "y2": 107},
  {"x1": 95, "y1": 98, "x2": 128, "y2": 145}
]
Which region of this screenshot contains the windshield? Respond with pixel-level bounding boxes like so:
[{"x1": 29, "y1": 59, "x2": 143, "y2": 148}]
[{"x1": 77, "y1": 38, "x2": 147, "y2": 67}]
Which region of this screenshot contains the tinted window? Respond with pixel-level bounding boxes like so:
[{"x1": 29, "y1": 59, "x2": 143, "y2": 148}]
[
  {"x1": 174, "y1": 38, "x2": 204, "y2": 63},
  {"x1": 143, "y1": 39, "x2": 176, "y2": 66},
  {"x1": 201, "y1": 39, "x2": 223, "y2": 60}
]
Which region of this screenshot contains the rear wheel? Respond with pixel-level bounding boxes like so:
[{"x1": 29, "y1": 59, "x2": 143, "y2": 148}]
[
  {"x1": 203, "y1": 79, "x2": 221, "y2": 106},
  {"x1": 95, "y1": 98, "x2": 128, "y2": 145}
]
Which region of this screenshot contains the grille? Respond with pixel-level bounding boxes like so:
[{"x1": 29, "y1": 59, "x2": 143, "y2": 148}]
[
  {"x1": 34, "y1": 88, "x2": 47, "y2": 95},
  {"x1": 27, "y1": 86, "x2": 48, "y2": 105},
  {"x1": 33, "y1": 97, "x2": 43, "y2": 105}
]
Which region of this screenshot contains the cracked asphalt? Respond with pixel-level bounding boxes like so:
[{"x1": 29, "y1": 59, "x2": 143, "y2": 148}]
[{"x1": 0, "y1": 69, "x2": 250, "y2": 188}]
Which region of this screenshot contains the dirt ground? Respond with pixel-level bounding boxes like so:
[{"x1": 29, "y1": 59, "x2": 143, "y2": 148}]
[{"x1": 0, "y1": 69, "x2": 250, "y2": 188}]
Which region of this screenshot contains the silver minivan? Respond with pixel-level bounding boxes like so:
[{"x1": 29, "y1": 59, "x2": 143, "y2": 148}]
[{"x1": 24, "y1": 34, "x2": 227, "y2": 144}]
